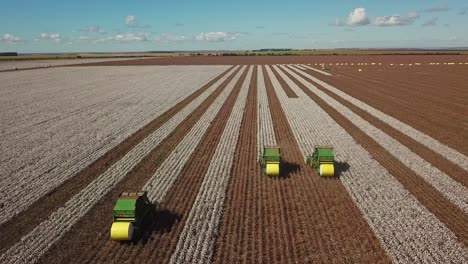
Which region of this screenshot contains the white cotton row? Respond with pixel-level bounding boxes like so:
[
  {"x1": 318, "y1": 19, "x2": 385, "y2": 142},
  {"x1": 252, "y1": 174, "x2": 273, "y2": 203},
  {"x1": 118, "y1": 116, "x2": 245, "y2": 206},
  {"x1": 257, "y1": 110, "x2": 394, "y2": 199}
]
[{"x1": 256, "y1": 66, "x2": 277, "y2": 156}]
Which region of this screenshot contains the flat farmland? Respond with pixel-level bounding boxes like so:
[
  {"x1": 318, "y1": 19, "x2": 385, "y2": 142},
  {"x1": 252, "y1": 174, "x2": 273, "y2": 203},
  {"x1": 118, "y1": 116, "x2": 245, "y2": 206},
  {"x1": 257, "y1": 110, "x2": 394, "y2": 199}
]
[{"x1": 0, "y1": 56, "x2": 467, "y2": 263}]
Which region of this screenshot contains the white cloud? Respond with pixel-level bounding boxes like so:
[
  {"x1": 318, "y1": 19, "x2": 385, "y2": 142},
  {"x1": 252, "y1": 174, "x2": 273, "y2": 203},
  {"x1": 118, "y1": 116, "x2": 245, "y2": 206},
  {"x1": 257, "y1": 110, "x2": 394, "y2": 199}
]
[
  {"x1": 79, "y1": 26, "x2": 106, "y2": 34},
  {"x1": 195, "y1": 32, "x2": 243, "y2": 42},
  {"x1": 94, "y1": 32, "x2": 149, "y2": 43},
  {"x1": 422, "y1": 17, "x2": 438, "y2": 27},
  {"x1": 39, "y1": 33, "x2": 61, "y2": 42},
  {"x1": 424, "y1": 6, "x2": 449, "y2": 12},
  {"x1": 0, "y1": 33, "x2": 23, "y2": 43},
  {"x1": 125, "y1": 15, "x2": 135, "y2": 26},
  {"x1": 373, "y1": 12, "x2": 419, "y2": 26},
  {"x1": 347, "y1": 8, "x2": 370, "y2": 26}
]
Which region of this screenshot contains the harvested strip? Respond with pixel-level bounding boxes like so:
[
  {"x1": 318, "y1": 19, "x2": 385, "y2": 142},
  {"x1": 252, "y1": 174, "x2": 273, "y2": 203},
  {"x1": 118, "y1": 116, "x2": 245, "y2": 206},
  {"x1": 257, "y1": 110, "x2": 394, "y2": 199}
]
[
  {"x1": 273, "y1": 65, "x2": 468, "y2": 261},
  {"x1": 169, "y1": 66, "x2": 252, "y2": 264},
  {"x1": 301, "y1": 64, "x2": 331, "y2": 76},
  {"x1": 286, "y1": 65, "x2": 468, "y2": 214},
  {"x1": 1, "y1": 66, "x2": 242, "y2": 264},
  {"x1": 289, "y1": 66, "x2": 467, "y2": 187},
  {"x1": 267, "y1": 65, "x2": 298, "y2": 98},
  {"x1": 257, "y1": 66, "x2": 277, "y2": 155},
  {"x1": 213, "y1": 67, "x2": 308, "y2": 263},
  {"x1": 263, "y1": 66, "x2": 390, "y2": 263},
  {"x1": 298, "y1": 64, "x2": 468, "y2": 171},
  {"x1": 0, "y1": 66, "x2": 234, "y2": 255}
]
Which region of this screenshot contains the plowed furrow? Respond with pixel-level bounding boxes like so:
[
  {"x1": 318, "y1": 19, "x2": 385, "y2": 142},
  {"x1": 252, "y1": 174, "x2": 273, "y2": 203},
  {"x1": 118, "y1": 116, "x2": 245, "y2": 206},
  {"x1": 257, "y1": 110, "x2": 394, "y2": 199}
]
[
  {"x1": 279, "y1": 66, "x2": 468, "y2": 247},
  {"x1": 0, "y1": 66, "x2": 234, "y2": 256},
  {"x1": 34, "y1": 66, "x2": 243, "y2": 264}
]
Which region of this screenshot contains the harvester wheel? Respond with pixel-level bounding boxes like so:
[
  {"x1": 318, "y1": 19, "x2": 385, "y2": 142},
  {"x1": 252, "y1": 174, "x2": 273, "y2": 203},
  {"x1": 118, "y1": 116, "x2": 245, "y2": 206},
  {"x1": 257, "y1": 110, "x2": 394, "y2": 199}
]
[{"x1": 110, "y1": 222, "x2": 134, "y2": 241}]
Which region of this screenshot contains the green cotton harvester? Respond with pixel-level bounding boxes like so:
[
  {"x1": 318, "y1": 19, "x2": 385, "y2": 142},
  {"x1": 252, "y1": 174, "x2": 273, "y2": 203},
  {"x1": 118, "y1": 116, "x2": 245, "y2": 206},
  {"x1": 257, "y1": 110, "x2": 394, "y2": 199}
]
[{"x1": 306, "y1": 146, "x2": 335, "y2": 177}]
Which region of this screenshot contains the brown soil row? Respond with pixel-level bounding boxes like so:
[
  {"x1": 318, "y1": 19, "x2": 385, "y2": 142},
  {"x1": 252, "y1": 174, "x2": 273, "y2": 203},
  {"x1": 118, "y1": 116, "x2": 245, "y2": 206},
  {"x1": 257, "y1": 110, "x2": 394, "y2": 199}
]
[
  {"x1": 304, "y1": 65, "x2": 468, "y2": 156},
  {"x1": 213, "y1": 65, "x2": 391, "y2": 263},
  {"x1": 291, "y1": 66, "x2": 467, "y2": 188},
  {"x1": 71, "y1": 55, "x2": 468, "y2": 66},
  {"x1": 37, "y1": 66, "x2": 245, "y2": 263},
  {"x1": 0, "y1": 66, "x2": 234, "y2": 255},
  {"x1": 280, "y1": 66, "x2": 468, "y2": 246}
]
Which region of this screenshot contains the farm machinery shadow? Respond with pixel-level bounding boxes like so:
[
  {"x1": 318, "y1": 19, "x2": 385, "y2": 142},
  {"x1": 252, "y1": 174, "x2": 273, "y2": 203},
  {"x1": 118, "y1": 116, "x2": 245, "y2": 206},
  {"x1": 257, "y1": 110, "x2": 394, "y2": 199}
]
[
  {"x1": 124, "y1": 204, "x2": 182, "y2": 245},
  {"x1": 272, "y1": 160, "x2": 301, "y2": 179},
  {"x1": 333, "y1": 161, "x2": 350, "y2": 178}
]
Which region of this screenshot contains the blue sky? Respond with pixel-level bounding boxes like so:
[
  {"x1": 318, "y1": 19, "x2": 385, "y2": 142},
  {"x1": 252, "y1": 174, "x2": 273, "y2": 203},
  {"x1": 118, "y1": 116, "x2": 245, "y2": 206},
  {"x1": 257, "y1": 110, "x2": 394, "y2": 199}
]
[{"x1": 1, "y1": 0, "x2": 467, "y2": 52}]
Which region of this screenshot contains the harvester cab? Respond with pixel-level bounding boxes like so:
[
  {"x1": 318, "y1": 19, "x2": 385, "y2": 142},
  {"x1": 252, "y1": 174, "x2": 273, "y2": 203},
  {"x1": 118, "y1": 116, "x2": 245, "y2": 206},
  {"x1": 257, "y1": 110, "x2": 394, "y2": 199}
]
[
  {"x1": 110, "y1": 191, "x2": 154, "y2": 241},
  {"x1": 259, "y1": 146, "x2": 281, "y2": 176},
  {"x1": 307, "y1": 146, "x2": 335, "y2": 177}
]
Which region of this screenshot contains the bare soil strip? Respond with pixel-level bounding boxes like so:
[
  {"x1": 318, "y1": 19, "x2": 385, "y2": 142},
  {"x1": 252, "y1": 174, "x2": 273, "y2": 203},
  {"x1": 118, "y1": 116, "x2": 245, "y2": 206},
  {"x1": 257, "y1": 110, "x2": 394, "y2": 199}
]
[
  {"x1": 268, "y1": 65, "x2": 298, "y2": 98},
  {"x1": 40, "y1": 66, "x2": 248, "y2": 264},
  {"x1": 289, "y1": 66, "x2": 467, "y2": 188},
  {"x1": 169, "y1": 67, "x2": 252, "y2": 264},
  {"x1": 227, "y1": 65, "x2": 389, "y2": 263},
  {"x1": 11, "y1": 66, "x2": 243, "y2": 264},
  {"x1": 0, "y1": 66, "x2": 234, "y2": 256},
  {"x1": 278, "y1": 65, "x2": 468, "y2": 247},
  {"x1": 299, "y1": 65, "x2": 468, "y2": 158},
  {"x1": 272, "y1": 65, "x2": 467, "y2": 263}
]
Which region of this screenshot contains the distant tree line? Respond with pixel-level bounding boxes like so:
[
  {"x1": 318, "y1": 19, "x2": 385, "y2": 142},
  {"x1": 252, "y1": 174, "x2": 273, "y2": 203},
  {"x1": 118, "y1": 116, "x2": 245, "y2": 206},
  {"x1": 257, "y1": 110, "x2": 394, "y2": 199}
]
[{"x1": 0, "y1": 52, "x2": 18, "y2": 56}]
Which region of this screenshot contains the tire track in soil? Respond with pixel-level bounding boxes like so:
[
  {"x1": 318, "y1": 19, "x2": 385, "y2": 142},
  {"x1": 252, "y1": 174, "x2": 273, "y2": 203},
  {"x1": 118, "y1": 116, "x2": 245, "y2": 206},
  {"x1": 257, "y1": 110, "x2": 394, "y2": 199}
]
[
  {"x1": 80, "y1": 66, "x2": 249, "y2": 264},
  {"x1": 299, "y1": 66, "x2": 467, "y2": 156},
  {"x1": 36, "y1": 66, "x2": 243, "y2": 264},
  {"x1": 290, "y1": 65, "x2": 468, "y2": 188},
  {"x1": 213, "y1": 65, "x2": 390, "y2": 263},
  {"x1": 0, "y1": 66, "x2": 234, "y2": 256},
  {"x1": 280, "y1": 66, "x2": 468, "y2": 247}
]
